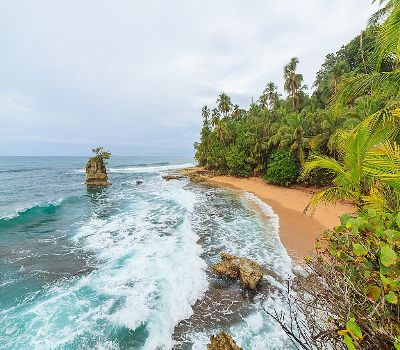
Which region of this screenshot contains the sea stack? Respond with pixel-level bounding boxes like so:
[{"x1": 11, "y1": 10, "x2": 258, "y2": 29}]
[{"x1": 85, "y1": 147, "x2": 111, "y2": 186}]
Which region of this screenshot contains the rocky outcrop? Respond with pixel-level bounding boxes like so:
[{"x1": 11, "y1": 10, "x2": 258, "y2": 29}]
[
  {"x1": 85, "y1": 156, "x2": 111, "y2": 186},
  {"x1": 162, "y1": 174, "x2": 184, "y2": 181},
  {"x1": 207, "y1": 331, "x2": 242, "y2": 350},
  {"x1": 212, "y1": 252, "x2": 263, "y2": 289}
]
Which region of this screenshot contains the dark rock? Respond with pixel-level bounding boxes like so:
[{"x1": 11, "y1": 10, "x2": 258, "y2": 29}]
[
  {"x1": 136, "y1": 180, "x2": 143, "y2": 185},
  {"x1": 208, "y1": 331, "x2": 242, "y2": 350},
  {"x1": 212, "y1": 252, "x2": 263, "y2": 289}
]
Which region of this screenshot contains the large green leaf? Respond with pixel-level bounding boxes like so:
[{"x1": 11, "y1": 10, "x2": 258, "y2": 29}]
[{"x1": 380, "y1": 245, "x2": 398, "y2": 267}]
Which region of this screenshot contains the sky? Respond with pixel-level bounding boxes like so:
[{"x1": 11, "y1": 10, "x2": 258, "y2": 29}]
[{"x1": 0, "y1": 0, "x2": 378, "y2": 156}]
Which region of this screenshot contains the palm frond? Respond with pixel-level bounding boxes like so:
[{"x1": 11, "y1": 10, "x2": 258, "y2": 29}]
[{"x1": 305, "y1": 187, "x2": 357, "y2": 215}]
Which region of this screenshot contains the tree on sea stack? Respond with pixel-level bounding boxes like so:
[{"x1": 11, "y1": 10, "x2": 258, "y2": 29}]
[{"x1": 85, "y1": 147, "x2": 111, "y2": 186}]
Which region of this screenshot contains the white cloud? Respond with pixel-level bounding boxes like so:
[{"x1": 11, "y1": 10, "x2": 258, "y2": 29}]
[{"x1": 0, "y1": 0, "x2": 378, "y2": 155}]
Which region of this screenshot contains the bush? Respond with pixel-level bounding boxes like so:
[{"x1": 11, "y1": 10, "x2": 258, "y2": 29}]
[
  {"x1": 225, "y1": 145, "x2": 252, "y2": 177},
  {"x1": 269, "y1": 210, "x2": 400, "y2": 350},
  {"x1": 264, "y1": 149, "x2": 299, "y2": 186},
  {"x1": 299, "y1": 166, "x2": 335, "y2": 186}
]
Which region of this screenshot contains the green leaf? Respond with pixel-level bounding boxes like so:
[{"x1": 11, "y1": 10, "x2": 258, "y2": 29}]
[
  {"x1": 353, "y1": 243, "x2": 367, "y2": 256},
  {"x1": 380, "y1": 245, "x2": 398, "y2": 267},
  {"x1": 394, "y1": 341, "x2": 400, "y2": 350},
  {"x1": 385, "y1": 291, "x2": 398, "y2": 304},
  {"x1": 344, "y1": 334, "x2": 356, "y2": 350},
  {"x1": 366, "y1": 285, "x2": 381, "y2": 302},
  {"x1": 368, "y1": 208, "x2": 377, "y2": 218},
  {"x1": 346, "y1": 318, "x2": 362, "y2": 339},
  {"x1": 396, "y1": 212, "x2": 400, "y2": 228},
  {"x1": 340, "y1": 213, "x2": 351, "y2": 226},
  {"x1": 385, "y1": 229, "x2": 400, "y2": 242}
]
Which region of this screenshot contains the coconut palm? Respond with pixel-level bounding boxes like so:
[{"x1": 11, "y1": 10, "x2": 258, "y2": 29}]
[
  {"x1": 217, "y1": 93, "x2": 232, "y2": 119},
  {"x1": 273, "y1": 112, "x2": 310, "y2": 167},
  {"x1": 303, "y1": 119, "x2": 399, "y2": 213},
  {"x1": 263, "y1": 82, "x2": 280, "y2": 110},
  {"x1": 201, "y1": 106, "x2": 210, "y2": 128},
  {"x1": 284, "y1": 57, "x2": 305, "y2": 110},
  {"x1": 210, "y1": 108, "x2": 220, "y2": 128}
]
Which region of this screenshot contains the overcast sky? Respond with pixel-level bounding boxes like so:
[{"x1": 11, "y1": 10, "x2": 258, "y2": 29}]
[{"x1": 0, "y1": 0, "x2": 378, "y2": 156}]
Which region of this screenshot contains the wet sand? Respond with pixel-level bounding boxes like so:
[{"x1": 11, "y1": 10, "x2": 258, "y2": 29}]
[{"x1": 204, "y1": 175, "x2": 354, "y2": 263}]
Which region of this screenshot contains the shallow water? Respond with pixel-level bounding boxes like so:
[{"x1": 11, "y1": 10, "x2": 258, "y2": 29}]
[{"x1": 0, "y1": 156, "x2": 294, "y2": 349}]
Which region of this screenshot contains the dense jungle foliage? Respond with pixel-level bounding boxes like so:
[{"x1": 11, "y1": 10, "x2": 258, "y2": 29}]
[{"x1": 195, "y1": 0, "x2": 400, "y2": 348}]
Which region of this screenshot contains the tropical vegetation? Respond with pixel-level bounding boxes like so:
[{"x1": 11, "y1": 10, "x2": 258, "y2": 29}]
[{"x1": 194, "y1": 0, "x2": 399, "y2": 348}]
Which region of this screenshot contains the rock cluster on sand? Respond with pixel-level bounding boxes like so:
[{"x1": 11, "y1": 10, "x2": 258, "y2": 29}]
[
  {"x1": 207, "y1": 331, "x2": 242, "y2": 350},
  {"x1": 162, "y1": 174, "x2": 184, "y2": 181},
  {"x1": 212, "y1": 252, "x2": 263, "y2": 289},
  {"x1": 85, "y1": 156, "x2": 111, "y2": 186}
]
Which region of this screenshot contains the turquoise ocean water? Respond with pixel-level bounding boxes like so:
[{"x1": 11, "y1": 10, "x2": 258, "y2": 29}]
[{"x1": 0, "y1": 156, "x2": 294, "y2": 350}]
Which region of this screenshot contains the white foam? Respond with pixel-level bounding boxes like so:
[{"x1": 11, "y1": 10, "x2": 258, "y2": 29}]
[
  {"x1": 242, "y1": 192, "x2": 292, "y2": 278},
  {"x1": 2, "y1": 179, "x2": 208, "y2": 349},
  {"x1": 109, "y1": 162, "x2": 194, "y2": 174}
]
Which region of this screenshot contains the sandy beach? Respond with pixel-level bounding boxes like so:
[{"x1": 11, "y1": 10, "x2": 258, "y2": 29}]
[{"x1": 200, "y1": 174, "x2": 354, "y2": 263}]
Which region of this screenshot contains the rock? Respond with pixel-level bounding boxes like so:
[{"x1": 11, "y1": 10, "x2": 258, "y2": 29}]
[
  {"x1": 207, "y1": 331, "x2": 242, "y2": 350},
  {"x1": 85, "y1": 156, "x2": 111, "y2": 186},
  {"x1": 136, "y1": 180, "x2": 143, "y2": 185},
  {"x1": 162, "y1": 174, "x2": 184, "y2": 181},
  {"x1": 212, "y1": 252, "x2": 263, "y2": 289}
]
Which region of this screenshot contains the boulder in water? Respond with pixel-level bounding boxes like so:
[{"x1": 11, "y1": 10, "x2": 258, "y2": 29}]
[
  {"x1": 85, "y1": 147, "x2": 111, "y2": 186},
  {"x1": 207, "y1": 331, "x2": 242, "y2": 350},
  {"x1": 212, "y1": 252, "x2": 263, "y2": 289}
]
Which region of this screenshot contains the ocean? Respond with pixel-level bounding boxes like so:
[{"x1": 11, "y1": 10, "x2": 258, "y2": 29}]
[{"x1": 0, "y1": 156, "x2": 294, "y2": 350}]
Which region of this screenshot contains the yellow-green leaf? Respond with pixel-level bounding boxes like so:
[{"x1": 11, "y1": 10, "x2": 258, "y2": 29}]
[
  {"x1": 338, "y1": 329, "x2": 348, "y2": 336},
  {"x1": 346, "y1": 318, "x2": 362, "y2": 339},
  {"x1": 344, "y1": 334, "x2": 356, "y2": 350},
  {"x1": 366, "y1": 285, "x2": 381, "y2": 302},
  {"x1": 353, "y1": 243, "x2": 367, "y2": 256},
  {"x1": 385, "y1": 291, "x2": 398, "y2": 304},
  {"x1": 380, "y1": 245, "x2": 398, "y2": 267}
]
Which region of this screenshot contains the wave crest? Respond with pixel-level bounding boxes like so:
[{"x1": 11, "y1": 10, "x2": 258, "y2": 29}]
[{"x1": 0, "y1": 199, "x2": 64, "y2": 228}]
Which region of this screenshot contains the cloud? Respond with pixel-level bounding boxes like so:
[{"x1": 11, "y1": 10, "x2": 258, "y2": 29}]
[{"x1": 0, "y1": 0, "x2": 377, "y2": 155}]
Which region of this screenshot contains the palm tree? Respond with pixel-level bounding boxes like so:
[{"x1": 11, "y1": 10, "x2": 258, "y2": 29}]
[
  {"x1": 284, "y1": 57, "x2": 304, "y2": 110},
  {"x1": 231, "y1": 104, "x2": 244, "y2": 120},
  {"x1": 258, "y1": 94, "x2": 268, "y2": 110},
  {"x1": 217, "y1": 93, "x2": 232, "y2": 119},
  {"x1": 331, "y1": 61, "x2": 348, "y2": 93},
  {"x1": 201, "y1": 105, "x2": 210, "y2": 128},
  {"x1": 273, "y1": 112, "x2": 310, "y2": 167},
  {"x1": 263, "y1": 82, "x2": 280, "y2": 110},
  {"x1": 303, "y1": 120, "x2": 399, "y2": 213},
  {"x1": 211, "y1": 108, "x2": 220, "y2": 128},
  {"x1": 334, "y1": 0, "x2": 400, "y2": 109}
]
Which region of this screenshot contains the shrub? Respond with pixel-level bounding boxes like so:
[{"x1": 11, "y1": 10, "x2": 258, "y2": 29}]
[
  {"x1": 264, "y1": 149, "x2": 299, "y2": 186},
  {"x1": 299, "y1": 166, "x2": 335, "y2": 187},
  {"x1": 269, "y1": 210, "x2": 400, "y2": 350},
  {"x1": 225, "y1": 145, "x2": 252, "y2": 177}
]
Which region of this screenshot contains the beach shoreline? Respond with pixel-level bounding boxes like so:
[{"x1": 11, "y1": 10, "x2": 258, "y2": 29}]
[{"x1": 182, "y1": 168, "x2": 354, "y2": 263}]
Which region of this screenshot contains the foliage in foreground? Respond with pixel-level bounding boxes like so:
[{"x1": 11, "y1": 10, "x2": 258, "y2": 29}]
[{"x1": 268, "y1": 210, "x2": 399, "y2": 350}]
